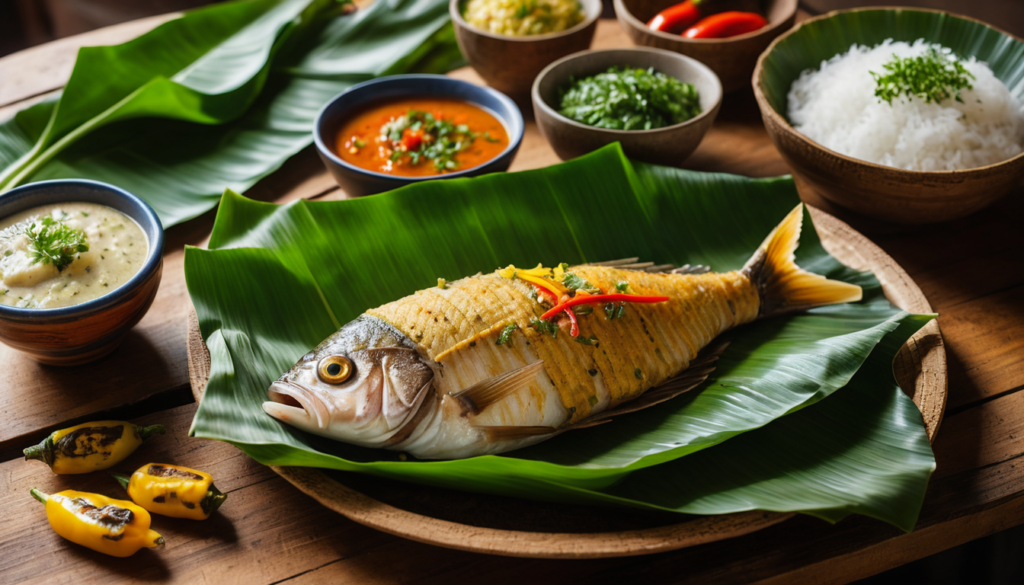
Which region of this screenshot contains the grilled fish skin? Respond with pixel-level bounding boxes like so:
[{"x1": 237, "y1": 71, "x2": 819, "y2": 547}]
[{"x1": 263, "y1": 205, "x2": 862, "y2": 459}]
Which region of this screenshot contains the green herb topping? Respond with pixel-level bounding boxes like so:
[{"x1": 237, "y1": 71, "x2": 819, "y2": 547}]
[
  {"x1": 872, "y1": 49, "x2": 976, "y2": 105},
  {"x1": 381, "y1": 111, "x2": 484, "y2": 172},
  {"x1": 496, "y1": 323, "x2": 519, "y2": 345},
  {"x1": 575, "y1": 335, "x2": 598, "y2": 346},
  {"x1": 23, "y1": 217, "x2": 89, "y2": 272},
  {"x1": 558, "y1": 66, "x2": 702, "y2": 131},
  {"x1": 561, "y1": 272, "x2": 599, "y2": 294},
  {"x1": 530, "y1": 318, "x2": 559, "y2": 338},
  {"x1": 605, "y1": 302, "x2": 626, "y2": 320}
]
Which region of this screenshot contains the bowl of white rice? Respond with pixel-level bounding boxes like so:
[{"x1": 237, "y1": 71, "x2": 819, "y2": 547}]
[{"x1": 753, "y1": 8, "x2": 1024, "y2": 224}]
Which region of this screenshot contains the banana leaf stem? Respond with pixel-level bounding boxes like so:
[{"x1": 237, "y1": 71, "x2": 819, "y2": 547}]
[{"x1": 0, "y1": 90, "x2": 138, "y2": 190}]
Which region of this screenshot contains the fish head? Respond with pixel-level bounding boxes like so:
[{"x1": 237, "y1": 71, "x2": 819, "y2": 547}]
[{"x1": 263, "y1": 316, "x2": 435, "y2": 447}]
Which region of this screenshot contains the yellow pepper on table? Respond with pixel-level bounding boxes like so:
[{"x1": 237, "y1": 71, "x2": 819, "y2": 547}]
[
  {"x1": 23, "y1": 420, "x2": 165, "y2": 474},
  {"x1": 112, "y1": 463, "x2": 227, "y2": 520},
  {"x1": 30, "y1": 489, "x2": 164, "y2": 557}
]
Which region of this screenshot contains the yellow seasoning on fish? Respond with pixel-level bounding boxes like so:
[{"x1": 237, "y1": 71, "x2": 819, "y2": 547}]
[{"x1": 263, "y1": 205, "x2": 862, "y2": 459}]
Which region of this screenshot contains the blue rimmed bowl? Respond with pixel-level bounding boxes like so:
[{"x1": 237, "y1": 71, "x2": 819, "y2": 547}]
[
  {"x1": 313, "y1": 74, "x2": 525, "y2": 196},
  {"x1": 0, "y1": 180, "x2": 164, "y2": 365}
]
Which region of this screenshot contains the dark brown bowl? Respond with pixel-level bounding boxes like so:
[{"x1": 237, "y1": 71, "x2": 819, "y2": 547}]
[
  {"x1": 752, "y1": 8, "x2": 1024, "y2": 224},
  {"x1": 0, "y1": 180, "x2": 164, "y2": 365},
  {"x1": 451, "y1": 0, "x2": 602, "y2": 99},
  {"x1": 614, "y1": 0, "x2": 797, "y2": 93},
  {"x1": 532, "y1": 47, "x2": 722, "y2": 165}
]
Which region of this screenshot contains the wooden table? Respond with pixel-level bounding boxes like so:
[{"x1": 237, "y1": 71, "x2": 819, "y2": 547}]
[{"x1": 1, "y1": 13, "x2": 1022, "y2": 585}]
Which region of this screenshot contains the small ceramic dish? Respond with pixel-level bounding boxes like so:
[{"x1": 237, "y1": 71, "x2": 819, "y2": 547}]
[
  {"x1": 615, "y1": 0, "x2": 798, "y2": 93},
  {"x1": 532, "y1": 47, "x2": 722, "y2": 166},
  {"x1": 313, "y1": 74, "x2": 525, "y2": 196},
  {"x1": 0, "y1": 180, "x2": 164, "y2": 365},
  {"x1": 450, "y1": 0, "x2": 602, "y2": 99},
  {"x1": 753, "y1": 8, "x2": 1024, "y2": 224}
]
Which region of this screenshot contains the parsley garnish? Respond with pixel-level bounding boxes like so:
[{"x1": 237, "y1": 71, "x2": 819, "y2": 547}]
[
  {"x1": 872, "y1": 49, "x2": 975, "y2": 105},
  {"x1": 496, "y1": 323, "x2": 519, "y2": 345},
  {"x1": 530, "y1": 318, "x2": 559, "y2": 338},
  {"x1": 575, "y1": 335, "x2": 598, "y2": 346},
  {"x1": 558, "y1": 66, "x2": 702, "y2": 130},
  {"x1": 24, "y1": 217, "x2": 88, "y2": 272},
  {"x1": 561, "y1": 272, "x2": 600, "y2": 294}
]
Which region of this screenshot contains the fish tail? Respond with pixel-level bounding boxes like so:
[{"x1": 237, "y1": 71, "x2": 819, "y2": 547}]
[{"x1": 744, "y1": 204, "x2": 863, "y2": 317}]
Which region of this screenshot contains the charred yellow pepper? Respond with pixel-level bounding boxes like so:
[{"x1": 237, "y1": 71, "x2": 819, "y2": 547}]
[
  {"x1": 111, "y1": 463, "x2": 227, "y2": 520},
  {"x1": 24, "y1": 421, "x2": 165, "y2": 474},
  {"x1": 30, "y1": 488, "x2": 164, "y2": 557}
]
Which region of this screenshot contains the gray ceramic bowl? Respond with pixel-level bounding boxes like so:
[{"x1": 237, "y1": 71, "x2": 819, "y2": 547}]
[
  {"x1": 314, "y1": 74, "x2": 525, "y2": 197},
  {"x1": 0, "y1": 180, "x2": 164, "y2": 365},
  {"x1": 451, "y1": 0, "x2": 602, "y2": 99},
  {"x1": 532, "y1": 48, "x2": 722, "y2": 166},
  {"x1": 615, "y1": 0, "x2": 798, "y2": 94}
]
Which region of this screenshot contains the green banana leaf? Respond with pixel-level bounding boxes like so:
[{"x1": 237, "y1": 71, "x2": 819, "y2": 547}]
[
  {"x1": 185, "y1": 144, "x2": 936, "y2": 529},
  {"x1": 0, "y1": 0, "x2": 462, "y2": 226},
  {"x1": 757, "y1": 8, "x2": 1024, "y2": 118}
]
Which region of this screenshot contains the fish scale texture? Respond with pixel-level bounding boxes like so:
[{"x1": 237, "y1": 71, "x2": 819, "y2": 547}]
[{"x1": 366, "y1": 266, "x2": 760, "y2": 424}]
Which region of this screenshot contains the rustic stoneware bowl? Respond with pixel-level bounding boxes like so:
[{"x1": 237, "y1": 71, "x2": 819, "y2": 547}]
[
  {"x1": 451, "y1": 0, "x2": 602, "y2": 99},
  {"x1": 753, "y1": 8, "x2": 1024, "y2": 224},
  {"x1": 532, "y1": 47, "x2": 722, "y2": 166},
  {"x1": 0, "y1": 180, "x2": 164, "y2": 365},
  {"x1": 615, "y1": 0, "x2": 797, "y2": 93},
  {"x1": 314, "y1": 74, "x2": 524, "y2": 196}
]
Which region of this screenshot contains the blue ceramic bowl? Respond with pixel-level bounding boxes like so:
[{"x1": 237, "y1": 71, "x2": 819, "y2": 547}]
[
  {"x1": 0, "y1": 180, "x2": 164, "y2": 365},
  {"x1": 313, "y1": 74, "x2": 525, "y2": 196}
]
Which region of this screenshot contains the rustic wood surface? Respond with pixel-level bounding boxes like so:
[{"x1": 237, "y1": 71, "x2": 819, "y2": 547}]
[{"x1": 1, "y1": 9, "x2": 1022, "y2": 584}]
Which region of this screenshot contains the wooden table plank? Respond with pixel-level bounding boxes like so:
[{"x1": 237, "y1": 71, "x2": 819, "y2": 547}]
[{"x1": 0, "y1": 14, "x2": 177, "y2": 108}]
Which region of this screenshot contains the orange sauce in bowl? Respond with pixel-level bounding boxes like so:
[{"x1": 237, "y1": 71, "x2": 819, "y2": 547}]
[{"x1": 334, "y1": 98, "x2": 510, "y2": 177}]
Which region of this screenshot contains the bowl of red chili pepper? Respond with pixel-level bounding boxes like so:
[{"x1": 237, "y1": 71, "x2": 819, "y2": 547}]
[{"x1": 614, "y1": 0, "x2": 798, "y2": 93}]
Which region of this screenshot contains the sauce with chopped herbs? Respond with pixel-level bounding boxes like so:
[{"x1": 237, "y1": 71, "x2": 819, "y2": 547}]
[
  {"x1": 335, "y1": 98, "x2": 509, "y2": 177},
  {"x1": 0, "y1": 203, "x2": 147, "y2": 309}
]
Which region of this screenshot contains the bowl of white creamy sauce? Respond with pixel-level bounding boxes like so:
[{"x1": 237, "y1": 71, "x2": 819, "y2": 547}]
[{"x1": 0, "y1": 180, "x2": 163, "y2": 365}]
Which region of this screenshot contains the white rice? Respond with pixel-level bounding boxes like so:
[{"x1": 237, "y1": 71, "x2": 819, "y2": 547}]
[{"x1": 787, "y1": 39, "x2": 1024, "y2": 171}]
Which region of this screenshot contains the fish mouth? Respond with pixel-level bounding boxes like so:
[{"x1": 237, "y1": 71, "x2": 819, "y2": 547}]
[{"x1": 265, "y1": 381, "x2": 329, "y2": 429}]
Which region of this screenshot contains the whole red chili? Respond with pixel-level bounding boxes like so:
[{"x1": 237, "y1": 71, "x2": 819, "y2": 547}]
[
  {"x1": 682, "y1": 11, "x2": 768, "y2": 39},
  {"x1": 647, "y1": 0, "x2": 704, "y2": 34}
]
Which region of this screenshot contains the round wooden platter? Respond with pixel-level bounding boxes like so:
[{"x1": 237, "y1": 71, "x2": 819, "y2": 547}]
[{"x1": 186, "y1": 207, "x2": 946, "y2": 559}]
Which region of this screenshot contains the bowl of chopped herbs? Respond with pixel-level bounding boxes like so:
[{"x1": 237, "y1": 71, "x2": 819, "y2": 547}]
[
  {"x1": 753, "y1": 7, "x2": 1024, "y2": 224},
  {"x1": 532, "y1": 47, "x2": 722, "y2": 166}
]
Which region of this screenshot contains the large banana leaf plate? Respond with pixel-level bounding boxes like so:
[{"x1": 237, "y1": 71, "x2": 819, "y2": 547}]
[{"x1": 184, "y1": 156, "x2": 945, "y2": 558}]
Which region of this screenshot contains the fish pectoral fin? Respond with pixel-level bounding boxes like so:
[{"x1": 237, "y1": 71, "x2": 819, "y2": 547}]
[
  {"x1": 450, "y1": 360, "x2": 545, "y2": 415},
  {"x1": 563, "y1": 342, "x2": 729, "y2": 430},
  {"x1": 473, "y1": 425, "x2": 558, "y2": 441}
]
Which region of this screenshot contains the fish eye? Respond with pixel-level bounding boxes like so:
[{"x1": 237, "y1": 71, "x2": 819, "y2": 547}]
[{"x1": 317, "y1": 356, "x2": 353, "y2": 384}]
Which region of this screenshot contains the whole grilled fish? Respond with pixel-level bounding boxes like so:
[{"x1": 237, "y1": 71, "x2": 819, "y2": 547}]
[{"x1": 263, "y1": 205, "x2": 862, "y2": 459}]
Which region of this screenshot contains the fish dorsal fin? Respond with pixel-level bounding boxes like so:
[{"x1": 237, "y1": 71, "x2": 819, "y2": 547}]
[
  {"x1": 563, "y1": 342, "x2": 728, "y2": 431},
  {"x1": 451, "y1": 360, "x2": 545, "y2": 415},
  {"x1": 585, "y1": 258, "x2": 707, "y2": 274},
  {"x1": 474, "y1": 425, "x2": 558, "y2": 441}
]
